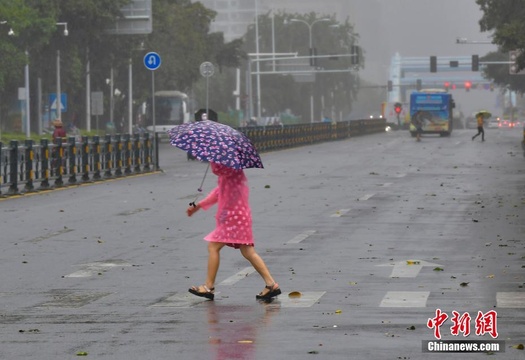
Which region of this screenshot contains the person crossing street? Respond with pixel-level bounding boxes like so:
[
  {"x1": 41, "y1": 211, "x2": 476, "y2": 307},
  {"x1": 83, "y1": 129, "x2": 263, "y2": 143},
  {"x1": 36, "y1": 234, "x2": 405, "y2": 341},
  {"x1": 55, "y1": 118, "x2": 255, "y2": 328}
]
[{"x1": 472, "y1": 112, "x2": 485, "y2": 142}]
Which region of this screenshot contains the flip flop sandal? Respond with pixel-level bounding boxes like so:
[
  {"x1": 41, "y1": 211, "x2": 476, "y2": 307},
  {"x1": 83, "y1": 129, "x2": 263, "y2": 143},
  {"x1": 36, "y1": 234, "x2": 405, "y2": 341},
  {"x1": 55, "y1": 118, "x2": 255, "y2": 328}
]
[
  {"x1": 189, "y1": 285, "x2": 215, "y2": 300},
  {"x1": 256, "y1": 282, "x2": 281, "y2": 300}
]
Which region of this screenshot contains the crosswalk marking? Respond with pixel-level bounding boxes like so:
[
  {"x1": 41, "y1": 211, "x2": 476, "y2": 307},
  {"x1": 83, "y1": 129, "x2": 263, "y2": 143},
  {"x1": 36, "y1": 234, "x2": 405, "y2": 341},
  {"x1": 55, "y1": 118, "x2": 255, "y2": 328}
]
[
  {"x1": 358, "y1": 193, "x2": 375, "y2": 201},
  {"x1": 151, "y1": 293, "x2": 206, "y2": 308},
  {"x1": 377, "y1": 260, "x2": 443, "y2": 278},
  {"x1": 330, "y1": 209, "x2": 350, "y2": 217},
  {"x1": 380, "y1": 291, "x2": 429, "y2": 308},
  {"x1": 496, "y1": 292, "x2": 525, "y2": 308},
  {"x1": 36, "y1": 290, "x2": 112, "y2": 308},
  {"x1": 286, "y1": 230, "x2": 316, "y2": 244},
  {"x1": 64, "y1": 260, "x2": 132, "y2": 278},
  {"x1": 218, "y1": 267, "x2": 256, "y2": 286},
  {"x1": 276, "y1": 291, "x2": 326, "y2": 307},
  {"x1": 151, "y1": 291, "x2": 326, "y2": 308}
]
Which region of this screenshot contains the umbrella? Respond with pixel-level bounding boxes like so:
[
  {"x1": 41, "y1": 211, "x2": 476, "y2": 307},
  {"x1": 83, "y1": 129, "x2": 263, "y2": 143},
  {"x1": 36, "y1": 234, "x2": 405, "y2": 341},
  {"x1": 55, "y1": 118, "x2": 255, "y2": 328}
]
[
  {"x1": 167, "y1": 120, "x2": 263, "y2": 170},
  {"x1": 476, "y1": 110, "x2": 492, "y2": 119},
  {"x1": 194, "y1": 108, "x2": 218, "y2": 122}
]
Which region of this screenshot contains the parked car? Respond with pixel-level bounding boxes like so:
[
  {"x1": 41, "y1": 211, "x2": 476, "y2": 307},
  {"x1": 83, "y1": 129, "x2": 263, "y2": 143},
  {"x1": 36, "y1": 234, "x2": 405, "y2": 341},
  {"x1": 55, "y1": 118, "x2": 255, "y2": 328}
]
[
  {"x1": 499, "y1": 119, "x2": 520, "y2": 128},
  {"x1": 487, "y1": 118, "x2": 500, "y2": 129}
]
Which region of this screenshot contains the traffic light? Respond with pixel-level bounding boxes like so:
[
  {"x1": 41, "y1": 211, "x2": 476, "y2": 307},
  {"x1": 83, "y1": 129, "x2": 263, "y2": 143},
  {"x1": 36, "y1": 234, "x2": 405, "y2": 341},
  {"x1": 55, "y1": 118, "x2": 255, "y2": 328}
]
[
  {"x1": 387, "y1": 80, "x2": 393, "y2": 92},
  {"x1": 430, "y1": 56, "x2": 437, "y2": 72},
  {"x1": 465, "y1": 81, "x2": 471, "y2": 92},
  {"x1": 394, "y1": 102, "x2": 402, "y2": 115},
  {"x1": 351, "y1": 45, "x2": 360, "y2": 65},
  {"x1": 509, "y1": 50, "x2": 521, "y2": 74},
  {"x1": 416, "y1": 79, "x2": 422, "y2": 91},
  {"x1": 309, "y1": 47, "x2": 317, "y2": 67},
  {"x1": 472, "y1": 54, "x2": 479, "y2": 71},
  {"x1": 444, "y1": 81, "x2": 450, "y2": 91}
]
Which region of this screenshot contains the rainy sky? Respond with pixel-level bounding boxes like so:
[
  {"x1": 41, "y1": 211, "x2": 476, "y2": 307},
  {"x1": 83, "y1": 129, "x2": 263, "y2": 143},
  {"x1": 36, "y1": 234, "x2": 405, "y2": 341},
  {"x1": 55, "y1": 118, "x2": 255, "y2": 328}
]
[
  {"x1": 345, "y1": 0, "x2": 500, "y2": 116},
  {"x1": 348, "y1": 0, "x2": 496, "y2": 82}
]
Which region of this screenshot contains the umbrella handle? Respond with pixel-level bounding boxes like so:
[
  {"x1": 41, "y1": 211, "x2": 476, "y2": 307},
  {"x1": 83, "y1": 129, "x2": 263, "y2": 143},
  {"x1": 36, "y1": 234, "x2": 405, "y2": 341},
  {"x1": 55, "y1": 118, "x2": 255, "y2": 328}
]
[
  {"x1": 197, "y1": 163, "x2": 210, "y2": 192},
  {"x1": 188, "y1": 163, "x2": 210, "y2": 208}
]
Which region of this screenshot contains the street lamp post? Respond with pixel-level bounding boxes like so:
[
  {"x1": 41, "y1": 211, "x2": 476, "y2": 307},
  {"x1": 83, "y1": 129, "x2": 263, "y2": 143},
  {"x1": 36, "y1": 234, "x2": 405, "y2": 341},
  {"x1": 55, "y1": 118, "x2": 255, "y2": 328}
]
[
  {"x1": 289, "y1": 17, "x2": 330, "y2": 123},
  {"x1": 0, "y1": 21, "x2": 14, "y2": 140},
  {"x1": 55, "y1": 22, "x2": 68, "y2": 121},
  {"x1": 290, "y1": 18, "x2": 330, "y2": 60}
]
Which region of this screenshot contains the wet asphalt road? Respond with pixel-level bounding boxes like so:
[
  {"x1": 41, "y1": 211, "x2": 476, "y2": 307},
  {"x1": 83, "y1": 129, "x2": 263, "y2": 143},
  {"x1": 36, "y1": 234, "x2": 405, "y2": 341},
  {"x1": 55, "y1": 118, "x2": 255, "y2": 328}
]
[{"x1": 0, "y1": 128, "x2": 524, "y2": 360}]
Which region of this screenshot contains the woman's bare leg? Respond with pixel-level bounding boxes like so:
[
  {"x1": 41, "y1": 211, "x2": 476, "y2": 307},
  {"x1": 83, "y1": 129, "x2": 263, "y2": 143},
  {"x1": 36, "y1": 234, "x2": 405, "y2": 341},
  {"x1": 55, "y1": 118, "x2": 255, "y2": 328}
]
[
  {"x1": 240, "y1": 245, "x2": 277, "y2": 295},
  {"x1": 204, "y1": 242, "x2": 225, "y2": 290}
]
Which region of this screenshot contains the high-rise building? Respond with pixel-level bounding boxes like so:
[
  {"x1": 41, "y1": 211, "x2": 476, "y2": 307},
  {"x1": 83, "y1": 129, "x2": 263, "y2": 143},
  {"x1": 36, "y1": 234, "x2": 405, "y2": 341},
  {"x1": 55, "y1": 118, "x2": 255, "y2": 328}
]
[{"x1": 199, "y1": 0, "x2": 352, "y2": 42}]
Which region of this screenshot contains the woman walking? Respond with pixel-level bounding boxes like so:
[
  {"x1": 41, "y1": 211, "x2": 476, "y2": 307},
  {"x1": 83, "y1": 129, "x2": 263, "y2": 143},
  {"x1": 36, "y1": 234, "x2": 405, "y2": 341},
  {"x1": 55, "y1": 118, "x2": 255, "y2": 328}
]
[
  {"x1": 472, "y1": 112, "x2": 485, "y2": 141},
  {"x1": 186, "y1": 162, "x2": 281, "y2": 301}
]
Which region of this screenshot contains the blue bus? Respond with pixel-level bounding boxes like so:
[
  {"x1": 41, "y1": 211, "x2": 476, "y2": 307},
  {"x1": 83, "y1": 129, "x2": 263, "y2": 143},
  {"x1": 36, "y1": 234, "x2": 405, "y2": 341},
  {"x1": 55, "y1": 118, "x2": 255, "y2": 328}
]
[{"x1": 409, "y1": 90, "x2": 455, "y2": 137}]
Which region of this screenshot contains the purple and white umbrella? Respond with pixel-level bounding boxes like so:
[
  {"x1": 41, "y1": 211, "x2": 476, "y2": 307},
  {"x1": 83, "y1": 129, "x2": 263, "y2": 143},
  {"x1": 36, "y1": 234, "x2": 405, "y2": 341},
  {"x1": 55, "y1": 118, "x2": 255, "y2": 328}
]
[{"x1": 167, "y1": 120, "x2": 263, "y2": 170}]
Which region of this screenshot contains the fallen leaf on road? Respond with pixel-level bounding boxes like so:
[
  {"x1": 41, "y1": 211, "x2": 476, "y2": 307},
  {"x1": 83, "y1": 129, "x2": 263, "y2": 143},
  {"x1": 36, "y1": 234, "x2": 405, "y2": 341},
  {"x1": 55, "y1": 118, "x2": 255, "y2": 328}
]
[{"x1": 288, "y1": 291, "x2": 302, "y2": 298}]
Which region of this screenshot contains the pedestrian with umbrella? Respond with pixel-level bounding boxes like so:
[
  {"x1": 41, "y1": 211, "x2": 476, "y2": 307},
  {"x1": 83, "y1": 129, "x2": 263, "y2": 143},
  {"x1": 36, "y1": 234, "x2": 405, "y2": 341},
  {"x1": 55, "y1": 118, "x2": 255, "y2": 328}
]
[
  {"x1": 472, "y1": 110, "x2": 490, "y2": 142},
  {"x1": 167, "y1": 121, "x2": 281, "y2": 301}
]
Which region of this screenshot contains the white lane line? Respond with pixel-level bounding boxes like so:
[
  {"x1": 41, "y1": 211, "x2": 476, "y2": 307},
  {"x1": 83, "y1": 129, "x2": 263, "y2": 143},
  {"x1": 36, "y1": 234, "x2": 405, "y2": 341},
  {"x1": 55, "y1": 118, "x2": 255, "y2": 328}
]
[
  {"x1": 218, "y1": 267, "x2": 257, "y2": 286},
  {"x1": 358, "y1": 193, "x2": 375, "y2": 201},
  {"x1": 330, "y1": 209, "x2": 350, "y2": 217},
  {"x1": 286, "y1": 230, "x2": 316, "y2": 244},
  {"x1": 496, "y1": 292, "x2": 525, "y2": 308},
  {"x1": 64, "y1": 260, "x2": 132, "y2": 278},
  {"x1": 380, "y1": 291, "x2": 429, "y2": 308},
  {"x1": 381, "y1": 182, "x2": 393, "y2": 187},
  {"x1": 393, "y1": 173, "x2": 406, "y2": 178}
]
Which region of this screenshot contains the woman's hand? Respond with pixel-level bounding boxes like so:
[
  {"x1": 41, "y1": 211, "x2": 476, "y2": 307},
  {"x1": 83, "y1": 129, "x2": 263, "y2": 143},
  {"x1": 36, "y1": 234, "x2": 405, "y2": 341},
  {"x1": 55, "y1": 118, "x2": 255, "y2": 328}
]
[{"x1": 187, "y1": 202, "x2": 200, "y2": 217}]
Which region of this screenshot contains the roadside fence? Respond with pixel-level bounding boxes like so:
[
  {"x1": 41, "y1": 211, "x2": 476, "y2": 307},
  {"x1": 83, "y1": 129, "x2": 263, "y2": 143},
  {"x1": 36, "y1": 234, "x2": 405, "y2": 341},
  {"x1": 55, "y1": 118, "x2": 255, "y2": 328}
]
[
  {"x1": 0, "y1": 133, "x2": 153, "y2": 196},
  {"x1": 241, "y1": 119, "x2": 386, "y2": 152},
  {"x1": 1, "y1": 119, "x2": 385, "y2": 196}
]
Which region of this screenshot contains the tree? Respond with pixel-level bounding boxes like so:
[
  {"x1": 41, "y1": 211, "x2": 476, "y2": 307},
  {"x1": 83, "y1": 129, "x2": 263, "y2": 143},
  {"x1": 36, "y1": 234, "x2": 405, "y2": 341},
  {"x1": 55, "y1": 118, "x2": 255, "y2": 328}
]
[
  {"x1": 482, "y1": 50, "x2": 525, "y2": 92},
  {"x1": 0, "y1": 0, "x2": 248, "y2": 133},
  {"x1": 477, "y1": 0, "x2": 525, "y2": 78}
]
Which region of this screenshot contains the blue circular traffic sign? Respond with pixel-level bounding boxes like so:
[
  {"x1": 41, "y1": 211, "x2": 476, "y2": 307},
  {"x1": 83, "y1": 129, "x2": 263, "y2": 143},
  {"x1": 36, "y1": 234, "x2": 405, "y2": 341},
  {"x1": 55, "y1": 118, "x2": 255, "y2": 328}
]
[{"x1": 144, "y1": 52, "x2": 161, "y2": 71}]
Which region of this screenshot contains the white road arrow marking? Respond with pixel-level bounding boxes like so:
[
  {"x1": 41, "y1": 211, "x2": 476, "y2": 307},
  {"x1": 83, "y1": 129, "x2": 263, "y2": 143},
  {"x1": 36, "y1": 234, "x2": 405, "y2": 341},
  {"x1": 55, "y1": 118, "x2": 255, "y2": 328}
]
[{"x1": 377, "y1": 260, "x2": 443, "y2": 278}]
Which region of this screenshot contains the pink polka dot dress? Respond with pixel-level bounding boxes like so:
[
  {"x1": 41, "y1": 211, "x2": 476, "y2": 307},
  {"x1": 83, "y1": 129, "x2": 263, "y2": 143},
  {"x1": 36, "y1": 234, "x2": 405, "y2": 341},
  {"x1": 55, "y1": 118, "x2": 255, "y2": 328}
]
[{"x1": 199, "y1": 162, "x2": 254, "y2": 248}]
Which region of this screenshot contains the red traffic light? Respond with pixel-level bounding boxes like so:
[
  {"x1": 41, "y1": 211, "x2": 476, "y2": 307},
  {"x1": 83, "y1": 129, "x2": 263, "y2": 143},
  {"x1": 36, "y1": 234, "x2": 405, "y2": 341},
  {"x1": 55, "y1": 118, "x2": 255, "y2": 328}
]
[
  {"x1": 465, "y1": 81, "x2": 472, "y2": 91},
  {"x1": 394, "y1": 102, "x2": 402, "y2": 115}
]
